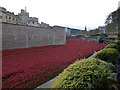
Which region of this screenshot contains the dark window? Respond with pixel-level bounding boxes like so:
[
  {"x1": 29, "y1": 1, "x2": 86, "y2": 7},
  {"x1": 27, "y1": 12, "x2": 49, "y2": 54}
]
[
  {"x1": 13, "y1": 18, "x2": 14, "y2": 20},
  {"x1": 9, "y1": 17, "x2": 11, "y2": 19},
  {"x1": 33, "y1": 22, "x2": 34, "y2": 24},
  {"x1": 6, "y1": 16, "x2": 7, "y2": 19}
]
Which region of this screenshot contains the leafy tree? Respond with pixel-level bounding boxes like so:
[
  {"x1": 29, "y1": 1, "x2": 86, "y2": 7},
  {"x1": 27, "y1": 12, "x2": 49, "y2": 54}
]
[
  {"x1": 105, "y1": 8, "x2": 120, "y2": 35},
  {"x1": 87, "y1": 28, "x2": 100, "y2": 36}
]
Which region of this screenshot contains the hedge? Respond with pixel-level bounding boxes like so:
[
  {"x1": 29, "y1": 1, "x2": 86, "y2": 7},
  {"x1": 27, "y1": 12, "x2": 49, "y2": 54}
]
[
  {"x1": 115, "y1": 40, "x2": 120, "y2": 52},
  {"x1": 92, "y1": 48, "x2": 119, "y2": 65},
  {"x1": 105, "y1": 43, "x2": 117, "y2": 49},
  {"x1": 51, "y1": 58, "x2": 116, "y2": 89}
]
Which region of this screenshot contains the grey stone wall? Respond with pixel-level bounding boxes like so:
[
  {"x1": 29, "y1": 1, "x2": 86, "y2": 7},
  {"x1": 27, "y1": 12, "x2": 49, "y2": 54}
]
[
  {"x1": 2, "y1": 23, "x2": 66, "y2": 50},
  {"x1": 0, "y1": 23, "x2": 2, "y2": 50}
]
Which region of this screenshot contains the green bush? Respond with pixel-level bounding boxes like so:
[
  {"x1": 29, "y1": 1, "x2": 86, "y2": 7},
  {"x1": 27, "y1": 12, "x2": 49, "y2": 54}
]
[
  {"x1": 92, "y1": 48, "x2": 119, "y2": 64},
  {"x1": 115, "y1": 40, "x2": 120, "y2": 45},
  {"x1": 117, "y1": 33, "x2": 120, "y2": 40},
  {"x1": 105, "y1": 43, "x2": 117, "y2": 49},
  {"x1": 51, "y1": 58, "x2": 116, "y2": 89},
  {"x1": 115, "y1": 40, "x2": 120, "y2": 52},
  {"x1": 99, "y1": 33, "x2": 108, "y2": 38}
]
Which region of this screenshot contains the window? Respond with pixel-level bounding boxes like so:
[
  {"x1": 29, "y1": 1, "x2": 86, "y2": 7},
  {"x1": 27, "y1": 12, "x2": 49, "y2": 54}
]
[
  {"x1": 13, "y1": 18, "x2": 14, "y2": 20},
  {"x1": 9, "y1": 17, "x2": 11, "y2": 20},
  {"x1": 33, "y1": 22, "x2": 34, "y2": 24},
  {"x1": 6, "y1": 16, "x2": 7, "y2": 19}
]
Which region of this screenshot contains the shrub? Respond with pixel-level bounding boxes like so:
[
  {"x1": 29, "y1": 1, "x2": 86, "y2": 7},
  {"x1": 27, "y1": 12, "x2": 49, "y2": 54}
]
[
  {"x1": 99, "y1": 33, "x2": 108, "y2": 38},
  {"x1": 116, "y1": 55, "x2": 120, "y2": 65},
  {"x1": 115, "y1": 40, "x2": 120, "y2": 52},
  {"x1": 92, "y1": 48, "x2": 119, "y2": 65},
  {"x1": 105, "y1": 43, "x2": 117, "y2": 49},
  {"x1": 117, "y1": 33, "x2": 120, "y2": 40},
  {"x1": 115, "y1": 40, "x2": 120, "y2": 45},
  {"x1": 51, "y1": 58, "x2": 116, "y2": 89}
]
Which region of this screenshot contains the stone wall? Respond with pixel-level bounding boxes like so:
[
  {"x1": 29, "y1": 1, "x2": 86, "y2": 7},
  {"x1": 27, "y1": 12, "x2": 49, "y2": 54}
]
[
  {"x1": 2, "y1": 23, "x2": 66, "y2": 50},
  {"x1": 0, "y1": 23, "x2": 2, "y2": 50}
]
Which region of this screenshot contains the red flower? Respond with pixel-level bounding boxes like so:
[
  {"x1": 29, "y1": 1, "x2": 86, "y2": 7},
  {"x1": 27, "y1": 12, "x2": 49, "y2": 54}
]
[{"x1": 2, "y1": 39, "x2": 106, "y2": 88}]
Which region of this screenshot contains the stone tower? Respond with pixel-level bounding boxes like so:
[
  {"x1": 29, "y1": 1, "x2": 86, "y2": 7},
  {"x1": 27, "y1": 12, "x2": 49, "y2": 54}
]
[{"x1": 18, "y1": 8, "x2": 29, "y2": 25}]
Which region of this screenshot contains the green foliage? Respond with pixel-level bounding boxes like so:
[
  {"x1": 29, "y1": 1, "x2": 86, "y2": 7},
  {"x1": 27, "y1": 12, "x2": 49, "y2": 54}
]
[
  {"x1": 51, "y1": 58, "x2": 116, "y2": 89},
  {"x1": 99, "y1": 33, "x2": 108, "y2": 38},
  {"x1": 105, "y1": 8, "x2": 120, "y2": 34},
  {"x1": 92, "y1": 48, "x2": 119, "y2": 64},
  {"x1": 118, "y1": 33, "x2": 120, "y2": 40},
  {"x1": 105, "y1": 43, "x2": 117, "y2": 49},
  {"x1": 115, "y1": 40, "x2": 120, "y2": 52},
  {"x1": 87, "y1": 28, "x2": 100, "y2": 36},
  {"x1": 79, "y1": 30, "x2": 87, "y2": 35},
  {"x1": 76, "y1": 35, "x2": 84, "y2": 38},
  {"x1": 115, "y1": 40, "x2": 120, "y2": 45}
]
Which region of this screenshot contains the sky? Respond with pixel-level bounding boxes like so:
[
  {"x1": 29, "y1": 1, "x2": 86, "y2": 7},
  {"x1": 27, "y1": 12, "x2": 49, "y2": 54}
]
[{"x1": 0, "y1": 0, "x2": 120, "y2": 30}]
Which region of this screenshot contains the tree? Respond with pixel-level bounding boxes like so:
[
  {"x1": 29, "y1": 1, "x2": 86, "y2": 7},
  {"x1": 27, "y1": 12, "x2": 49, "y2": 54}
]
[
  {"x1": 87, "y1": 28, "x2": 100, "y2": 36},
  {"x1": 105, "y1": 8, "x2": 120, "y2": 35}
]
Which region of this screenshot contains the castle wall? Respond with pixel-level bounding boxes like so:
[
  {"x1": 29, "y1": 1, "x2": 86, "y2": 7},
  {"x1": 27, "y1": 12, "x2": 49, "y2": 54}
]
[
  {"x1": 0, "y1": 23, "x2": 2, "y2": 50},
  {"x1": 2, "y1": 23, "x2": 66, "y2": 50}
]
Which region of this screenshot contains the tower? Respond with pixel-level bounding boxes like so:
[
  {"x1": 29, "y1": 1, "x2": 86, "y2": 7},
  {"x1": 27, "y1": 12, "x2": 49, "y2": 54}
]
[
  {"x1": 84, "y1": 26, "x2": 87, "y2": 35},
  {"x1": 25, "y1": 6, "x2": 27, "y2": 13},
  {"x1": 18, "y1": 7, "x2": 29, "y2": 25},
  {"x1": 85, "y1": 26, "x2": 87, "y2": 31}
]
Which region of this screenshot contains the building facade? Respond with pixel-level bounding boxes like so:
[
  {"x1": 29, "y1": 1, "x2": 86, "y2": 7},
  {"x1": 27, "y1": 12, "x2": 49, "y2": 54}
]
[
  {"x1": 0, "y1": 7, "x2": 49, "y2": 27},
  {"x1": 98, "y1": 26, "x2": 105, "y2": 33},
  {"x1": 65, "y1": 27, "x2": 81, "y2": 36},
  {"x1": 0, "y1": 7, "x2": 19, "y2": 24},
  {"x1": 18, "y1": 9, "x2": 40, "y2": 26}
]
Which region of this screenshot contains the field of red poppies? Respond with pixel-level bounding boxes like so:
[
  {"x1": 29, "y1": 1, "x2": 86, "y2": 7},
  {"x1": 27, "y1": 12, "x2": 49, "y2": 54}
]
[{"x1": 2, "y1": 39, "x2": 106, "y2": 88}]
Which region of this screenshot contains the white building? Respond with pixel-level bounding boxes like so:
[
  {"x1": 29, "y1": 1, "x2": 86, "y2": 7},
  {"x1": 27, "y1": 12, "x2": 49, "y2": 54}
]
[
  {"x1": 98, "y1": 26, "x2": 105, "y2": 33},
  {"x1": 18, "y1": 9, "x2": 39, "y2": 26}
]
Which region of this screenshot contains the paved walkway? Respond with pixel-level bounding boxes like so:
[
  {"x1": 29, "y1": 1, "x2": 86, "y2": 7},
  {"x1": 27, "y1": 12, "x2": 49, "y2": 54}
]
[{"x1": 34, "y1": 78, "x2": 56, "y2": 89}]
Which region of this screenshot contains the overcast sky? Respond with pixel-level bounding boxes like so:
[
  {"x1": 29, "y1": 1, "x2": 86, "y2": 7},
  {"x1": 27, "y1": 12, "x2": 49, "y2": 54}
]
[{"x1": 0, "y1": 0, "x2": 120, "y2": 30}]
